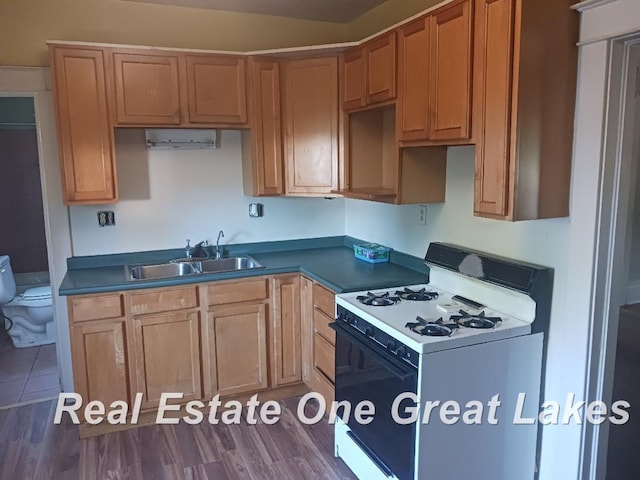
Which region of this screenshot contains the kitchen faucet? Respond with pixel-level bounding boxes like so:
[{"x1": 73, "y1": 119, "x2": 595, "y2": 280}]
[
  {"x1": 184, "y1": 239, "x2": 208, "y2": 259},
  {"x1": 215, "y1": 230, "x2": 225, "y2": 259}
]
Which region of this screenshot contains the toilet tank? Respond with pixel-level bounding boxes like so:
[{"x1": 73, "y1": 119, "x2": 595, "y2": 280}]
[{"x1": 0, "y1": 255, "x2": 17, "y2": 304}]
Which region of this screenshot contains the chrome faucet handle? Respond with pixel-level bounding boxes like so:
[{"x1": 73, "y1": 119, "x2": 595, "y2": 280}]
[
  {"x1": 215, "y1": 230, "x2": 225, "y2": 259},
  {"x1": 185, "y1": 239, "x2": 192, "y2": 258}
]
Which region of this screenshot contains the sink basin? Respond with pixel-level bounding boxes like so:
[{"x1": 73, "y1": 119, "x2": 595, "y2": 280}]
[
  {"x1": 129, "y1": 262, "x2": 197, "y2": 280},
  {"x1": 200, "y1": 256, "x2": 263, "y2": 273},
  {"x1": 127, "y1": 256, "x2": 263, "y2": 281}
]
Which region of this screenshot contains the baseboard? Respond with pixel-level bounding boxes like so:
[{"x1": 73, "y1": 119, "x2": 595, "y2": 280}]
[{"x1": 626, "y1": 281, "x2": 640, "y2": 305}]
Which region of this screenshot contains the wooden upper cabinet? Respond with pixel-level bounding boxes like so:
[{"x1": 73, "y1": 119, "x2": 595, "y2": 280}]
[
  {"x1": 342, "y1": 31, "x2": 396, "y2": 112},
  {"x1": 428, "y1": 0, "x2": 473, "y2": 141},
  {"x1": 50, "y1": 46, "x2": 117, "y2": 204},
  {"x1": 343, "y1": 48, "x2": 367, "y2": 111},
  {"x1": 283, "y1": 57, "x2": 339, "y2": 196},
  {"x1": 185, "y1": 55, "x2": 247, "y2": 125},
  {"x1": 473, "y1": 0, "x2": 577, "y2": 220},
  {"x1": 112, "y1": 50, "x2": 181, "y2": 125},
  {"x1": 243, "y1": 58, "x2": 284, "y2": 196},
  {"x1": 366, "y1": 32, "x2": 397, "y2": 105},
  {"x1": 397, "y1": 17, "x2": 430, "y2": 141},
  {"x1": 474, "y1": 0, "x2": 513, "y2": 217}
]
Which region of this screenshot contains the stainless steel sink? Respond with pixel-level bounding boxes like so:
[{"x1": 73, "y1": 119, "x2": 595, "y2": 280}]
[
  {"x1": 129, "y1": 262, "x2": 197, "y2": 280},
  {"x1": 200, "y1": 256, "x2": 263, "y2": 273},
  {"x1": 127, "y1": 256, "x2": 263, "y2": 281}
]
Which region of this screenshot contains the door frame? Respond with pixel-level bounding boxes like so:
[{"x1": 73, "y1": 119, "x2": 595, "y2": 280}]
[
  {"x1": 578, "y1": 36, "x2": 640, "y2": 480},
  {"x1": 0, "y1": 67, "x2": 75, "y2": 393}
]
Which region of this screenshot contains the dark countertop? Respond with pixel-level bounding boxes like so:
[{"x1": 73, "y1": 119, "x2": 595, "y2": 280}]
[{"x1": 59, "y1": 237, "x2": 430, "y2": 296}]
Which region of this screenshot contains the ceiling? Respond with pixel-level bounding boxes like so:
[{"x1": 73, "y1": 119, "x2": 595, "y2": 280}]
[{"x1": 122, "y1": 0, "x2": 389, "y2": 23}]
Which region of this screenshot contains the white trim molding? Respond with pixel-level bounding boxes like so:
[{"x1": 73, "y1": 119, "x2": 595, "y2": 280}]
[
  {"x1": 577, "y1": 0, "x2": 640, "y2": 45},
  {"x1": 572, "y1": 0, "x2": 619, "y2": 13},
  {"x1": 568, "y1": 0, "x2": 640, "y2": 476}
]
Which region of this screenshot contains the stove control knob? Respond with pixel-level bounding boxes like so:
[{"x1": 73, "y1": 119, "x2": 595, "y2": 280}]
[
  {"x1": 386, "y1": 340, "x2": 397, "y2": 351},
  {"x1": 365, "y1": 327, "x2": 375, "y2": 337},
  {"x1": 346, "y1": 314, "x2": 355, "y2": 325},
  {"x1": 397, "y1": 346, "x2": 408, "y2": 358}
]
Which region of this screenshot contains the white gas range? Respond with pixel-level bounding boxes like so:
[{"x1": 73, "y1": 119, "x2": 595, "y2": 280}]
[{"x1": 332, "y1": 243, "x2": 552, "y2": 480}]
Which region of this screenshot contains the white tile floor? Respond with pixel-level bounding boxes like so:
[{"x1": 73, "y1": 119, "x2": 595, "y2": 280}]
[{"x1": 0, "y1": 329, "x2": 59, "y2": 408}]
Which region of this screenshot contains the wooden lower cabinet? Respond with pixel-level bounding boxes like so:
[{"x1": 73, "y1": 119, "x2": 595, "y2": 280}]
[
  {"x1": 271, "y1": 275, "x2": 302, "y2": 386},
  {"x1": 205, "y1": 303, "x2": 269, "y2": 397},
  {"x1": 131, "y1": 310, "x2": 202, "y2": 409},
  {"x1": 71, "y1": 318, "x2": 131, "y2": 410},
  {"x1": 301, "y1": 278, "x2": 336, "y2": 407},
  {"x1": 67, "y1": 274, "x2": 311, "y2": 433}
]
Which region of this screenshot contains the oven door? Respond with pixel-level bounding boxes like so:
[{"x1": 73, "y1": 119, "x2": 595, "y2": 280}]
[{"x1": 331, "y1": 321, "x2": 418, "y2": 480}]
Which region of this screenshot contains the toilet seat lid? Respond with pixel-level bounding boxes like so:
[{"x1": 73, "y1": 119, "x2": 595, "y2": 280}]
[{"x1": 23, "y1": 286, "x2": 52, "y2": 299}]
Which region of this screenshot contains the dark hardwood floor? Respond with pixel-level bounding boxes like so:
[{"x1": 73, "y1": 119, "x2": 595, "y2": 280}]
[
  {"x1": 0, "y1": 396, "x2": 356, "y2": 479},
  {"x1": 606, "y1": 305, "x2": 640, "y2": 480}
]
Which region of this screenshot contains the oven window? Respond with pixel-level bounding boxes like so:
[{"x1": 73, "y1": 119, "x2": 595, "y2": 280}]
[{"x1": 334, "y1": 326, "x2": 418, "y2": 480}]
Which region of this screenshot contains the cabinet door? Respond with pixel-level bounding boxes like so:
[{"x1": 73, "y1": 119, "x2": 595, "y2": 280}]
[
  {"x1": 271, "y1": 276, "x2": 301, "y2": 386},
  {"x1": 112, "y1": 51, "x2": 181, "y2": 125},
  {"x1": 50, "y1": 47, "x2": 117, "y2": 204},
  {"x1": 428, "y1": 0, "x2": 473, "y2": 140},
  {"x1": 397, "y1": 17, "x2": 430, "y2": 141},
  {"x1": 248, "y1": 59, "x2": 284, "y2": 195},
  {"x1": 300, "y1": 277, "x2": 314, "y2": 384},
  {"x1": 473, "y1": 0, "x2": 514, "y2": 217},
  {"x1": 71, "y1": 319, "x2": 131, "y2": 414},
  {"x1": 132, "y1": 310, "x2": 202, "y2": 409},
  {"x1": 283, "y1": 57, "x2": 339, "y2": 195},
  {"x1": 206, "y1": 303, "x2": 268, "y2": 396},
  {"x1": 342, "y1": 48, "x2": 367, "y2": 111},
  {"x1": 366, "y1": 32, "x2": 397, "y2": 105},
  {"x1": 185, "y1": 55, "x2": 247, "y2": 125}
]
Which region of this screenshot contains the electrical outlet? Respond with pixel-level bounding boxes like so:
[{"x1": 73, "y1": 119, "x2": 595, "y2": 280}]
[
  {"x1": 97, "y1": 211, "x2": 115, "y2": 227},
  {"x1": 249, "y1": 203, "x2": 263, "y2": 217},
  {"x1": 418, "y1": 205, "x2": 427, "y2": 225}
]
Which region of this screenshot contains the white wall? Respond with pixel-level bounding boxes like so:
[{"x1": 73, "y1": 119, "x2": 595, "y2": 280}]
[
  {"x1": 346, "y1": 146, "x2": 570, "y2": 263},
  {"x1": 69, "y1": 129, "x2": 346, "y2": 256},
  {"x1": 346, "y1": 146, "x2": 573, "y2": 478}
]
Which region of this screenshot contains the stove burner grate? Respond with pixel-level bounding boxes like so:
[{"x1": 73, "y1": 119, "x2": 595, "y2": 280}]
[
  {"x1": 405, "y1": 316, "x2": 459, "y2": 337},
  {"x1": 449, "y1": 310, "x2": 502, "y2": 329},
  {"x1": 395, "y1": 287, "x2": 439, "y2": 302},
  {"x1": 357, "y1": 291, "x2": 401, "y2": 307}
]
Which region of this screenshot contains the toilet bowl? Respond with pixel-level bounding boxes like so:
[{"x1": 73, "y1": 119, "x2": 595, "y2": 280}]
[{"x1": 0, "y1": 255, "x2": 55, "y2": 348}]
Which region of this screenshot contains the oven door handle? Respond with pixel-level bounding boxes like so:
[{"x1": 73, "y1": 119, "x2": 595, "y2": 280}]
[{"x1": 330, "y1": 321, "x2": 417, "y2": 381}]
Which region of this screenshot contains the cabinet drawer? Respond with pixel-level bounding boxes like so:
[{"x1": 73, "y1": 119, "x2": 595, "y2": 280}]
[
  {"x1": 310, "y1": 364, "x2": 335, "y2": 408},
  {"x1": 313, "y1": 332, "x2": 335, "y2": 383},
  {"x1": 70, "y1": 294, "x2": 124, "y2": 323},
  {"x1": 208, "y1": 278, "x2": 269, "y2": 306},
  {"x1": 313, "y1": 283, "x2": 335, "y2": 317},
  {"x1": 313, "y1": 308, "x2": 335, "y2": 346},
  {"x1": 130, "y1": 286, "x2": 199, "y2": 315}
]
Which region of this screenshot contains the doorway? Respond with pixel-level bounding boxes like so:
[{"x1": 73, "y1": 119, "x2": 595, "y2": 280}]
[
  {"x1": 0, "y1": 96, "x2": 60, "y2": 407},
  {"x1": 580, "y1": 38, "x2": 640, "y2": 479},
  {"x1": 604, "y1": 43, "x2": 640, "y2": 479}
]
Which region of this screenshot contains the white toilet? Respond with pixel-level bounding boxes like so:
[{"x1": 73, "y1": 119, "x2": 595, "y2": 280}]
[{"x1": 0, "y1": 255, "x2": 55, "y2": 348}]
